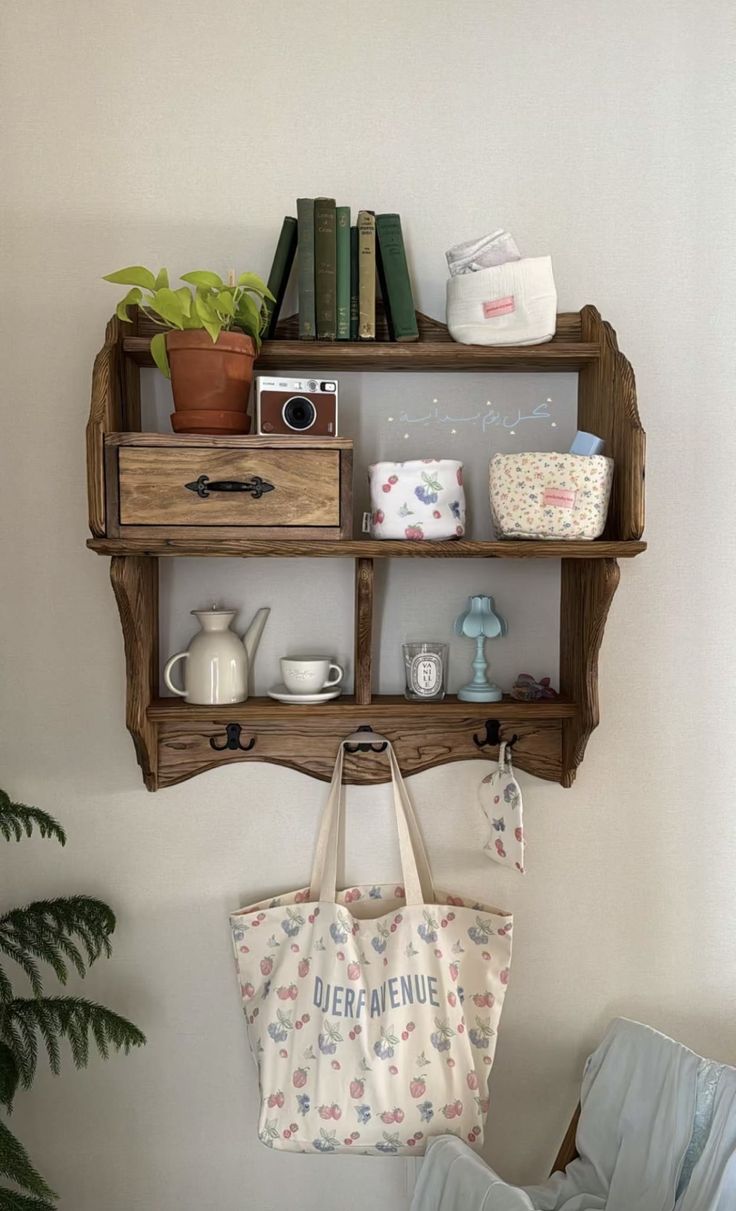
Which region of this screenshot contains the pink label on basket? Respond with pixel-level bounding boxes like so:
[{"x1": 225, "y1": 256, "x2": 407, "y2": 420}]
[
  {"x1": 543, "y1": 487, "x2": 577, "y2": 509},
  {"x1": 483, "y1": 295, "x2": 515, "y2": 318}
]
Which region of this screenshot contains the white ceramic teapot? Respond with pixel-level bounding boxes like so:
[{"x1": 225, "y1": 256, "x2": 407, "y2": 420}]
[{"x1": 164, "y1": 606, "x2": 270, "y2": 704}]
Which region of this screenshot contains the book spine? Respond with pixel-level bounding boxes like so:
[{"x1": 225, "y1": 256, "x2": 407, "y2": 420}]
[
  {"x1": 335, "y1": 206, "x2": 351, "y2": 340},
  {"x1": 357, "y1": 210, "x2": 376, "y2": 340},
  {"x1": 297, "y1": 198, "x2": 316, "y2": 339},
  {"x1": 376, "y1": 213, "x2": 419, "y2": 342},
  {"x1": 349, "y1": 226, "x2": 359, "y2": 339},
  {"x1": 315, "y1": 197, "x2": 337, "y2": 340},
  {"x1": 265, "y1": 216, "x2": 298, "y2": 339}
]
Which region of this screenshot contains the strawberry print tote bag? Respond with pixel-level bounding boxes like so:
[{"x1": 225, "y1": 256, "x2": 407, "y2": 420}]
[{"x1": 230, "y1": 735, "x2": 513, "y2": 1155}]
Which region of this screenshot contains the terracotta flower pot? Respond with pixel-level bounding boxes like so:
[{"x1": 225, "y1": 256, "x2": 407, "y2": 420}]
[
  {"x1": 170, "y1": 409, "x2": 252, "y2": 436},
  {"x1": 166, "y1": 330, "x2": 256, "y2": 428}
]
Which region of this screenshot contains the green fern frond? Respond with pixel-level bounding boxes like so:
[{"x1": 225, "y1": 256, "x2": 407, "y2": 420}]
[
  {"x1": 0, "y1": 898, "x2": 115, "y2": 992},
  {"x1": 1, "y1": 998, "x2": 145, "y2": 1087},
  {"x1": 0, "y1": 793, "x2": 65, "y2": 846},
  {"x1": 0, "y1": 1044, "x2": 19, "y2": 1109},
  {"x1": 0, "y1": 1188, "x2": 57, "y2": 1211},
  {"x1": 0, "y1": 1121, "x2": 56, "y2": 1202}
]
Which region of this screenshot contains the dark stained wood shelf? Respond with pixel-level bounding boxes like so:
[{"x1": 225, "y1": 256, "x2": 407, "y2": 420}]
[
  {"x1": 87, "y1": 303, "x2": 646, "y2": 790},
  {"x1": 147, "y1": 694, "x2": 577, "y2": 788},
  {"x1": 123, "y1": 335, "x2": 599, "y2": 373},
  {"x1": 147, "y1": 694, "x2": 578, "y2": 722},
  {"x1": 89, "y1": 536, "x2": 646, "y2": 559},
  {"x1": 124, "y1": 308, "x2": 598, "y2": 372}
]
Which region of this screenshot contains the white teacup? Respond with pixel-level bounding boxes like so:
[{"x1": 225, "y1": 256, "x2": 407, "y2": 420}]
[{"x1": 281, "y1": 657, "x2": 344, "y2": 695}]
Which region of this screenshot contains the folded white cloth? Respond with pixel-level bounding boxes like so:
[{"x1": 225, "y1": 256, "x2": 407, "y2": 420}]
[
  {"x1": 446, "y1": 257, "x2": 556, "y2": 347},
  {"x1": 446, "y1": 229, "x2": 521, "y2": 276},
  {"x1": 411, "y1": 1018, "x2": 736, "y2": 1211}
]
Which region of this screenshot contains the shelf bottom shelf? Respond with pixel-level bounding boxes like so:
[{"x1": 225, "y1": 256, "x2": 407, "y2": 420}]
[{"x1": 146, "y1": 694, "x2": 577, "y2": 790}]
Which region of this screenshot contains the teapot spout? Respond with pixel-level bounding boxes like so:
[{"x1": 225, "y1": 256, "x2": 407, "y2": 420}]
[{"x1": 243, "y1": 607, "x2": 270, "y2": 670}]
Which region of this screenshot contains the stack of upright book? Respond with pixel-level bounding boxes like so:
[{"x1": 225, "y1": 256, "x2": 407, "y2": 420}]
[{"x1": 263, "y1": 199, "x2": 419, "y2": 342}]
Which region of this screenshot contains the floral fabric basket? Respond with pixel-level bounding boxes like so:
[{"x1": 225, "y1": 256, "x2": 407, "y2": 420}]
[
  {"x1": 489, "y1": 452, "x2": 614, "y2": 540},
  {"x1": 369, "y1": 459, "x2": 465, "y2": 540}
]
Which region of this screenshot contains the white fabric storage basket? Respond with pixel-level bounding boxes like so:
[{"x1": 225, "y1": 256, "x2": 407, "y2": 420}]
[
  {"x1": 446, "y1": 256, "x2": 556, "y2": 346},
  {"x1": 489, "y1": 452, "x2": 613, "y2": 540},
  {"x1": 369, "y1": 460, "x2": 465, "y2": 540}
]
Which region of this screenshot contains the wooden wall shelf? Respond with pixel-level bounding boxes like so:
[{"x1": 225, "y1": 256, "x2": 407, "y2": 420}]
[
  {"x1": 86, "y1": 304, "x2": 646, "y2": 792},
  {"x1": 88, "y1": 537, "x2": 646, "y2": 559}
]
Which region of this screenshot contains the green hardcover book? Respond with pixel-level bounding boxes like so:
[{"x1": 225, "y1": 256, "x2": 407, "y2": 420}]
[
  {"x1": 315, "y1": 197, "x2": 337, "y2": 340},
  {"x1": 349, "y1": 225, "x2": 359, "y2": 339},
  {"x1": 297, "y1": 198, "x2": 316, "y2": 340},
  {"x1": 357, "y1": 209, "x2": 376, "y2": 340},
  {"x1": 265, "y1": 216, "x2": 297, "y2": 339},
  {"x1": 336, "y1": 205, "x2": 351, "y2": 340},
  {"x1": 375, "y1": 213, "x2": 419, "y2": 342}
]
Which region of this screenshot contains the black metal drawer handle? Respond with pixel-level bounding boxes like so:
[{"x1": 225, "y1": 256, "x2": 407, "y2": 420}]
[{"x1": 185, "y1": 475, "x2": 275, "y2": 499}]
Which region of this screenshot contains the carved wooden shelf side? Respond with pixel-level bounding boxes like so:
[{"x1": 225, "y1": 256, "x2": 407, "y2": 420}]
[{"x1": 86, "y1": 305, "x2": 645, "y2": 792}]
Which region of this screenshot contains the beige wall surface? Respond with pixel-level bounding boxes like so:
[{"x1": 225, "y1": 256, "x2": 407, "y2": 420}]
[{"x1": 2, "y1": 2, "x2": 735, "y2": 1208}]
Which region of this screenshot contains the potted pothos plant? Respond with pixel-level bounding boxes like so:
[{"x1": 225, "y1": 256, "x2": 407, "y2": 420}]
[{"x1": 104, "y1": 266, "x2": 275, "y2": 435}]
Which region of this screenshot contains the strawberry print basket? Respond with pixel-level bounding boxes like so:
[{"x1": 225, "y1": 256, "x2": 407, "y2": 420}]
[
  {"x1": 369, "y1": 459, "x2": 466, "y2": 540},
  {"x1": 230, "y1": 735, "x2": 512, "y2": 1155},
  {"x1": 490, "y1": 452, "x2": 613, "y2": 540}
]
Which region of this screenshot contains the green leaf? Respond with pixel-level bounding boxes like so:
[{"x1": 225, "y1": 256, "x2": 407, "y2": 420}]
[
  {"x1": 0, "y1": 1044, "x2": 19, "y2": 1108},
  {"x1": 0, "y1": 1187, "x2": 58, "y2": 1211},
  {"x1": 180, "y1": 270, "x2": 223, "y2": 289},
  {"x1": 0, "y1": 1121, "x2": 57, "y2": 1201},
  {"x1": 213, "y1": 290, "x2": 235, "y2": 317},
  {"x1": 150, "y1": 333, "x2": 170, "y2": 378},
  {"x1": 234, "y1": 291, "x2": 262, "y2": 337},
  {"x1": 147, "y1": 288, "x2": 186, "y2": 329},
  {"x1": 102, "y1": 265, "x2": 156, "y2": 291},
  {"x1": 154, "y1": 267, "x2": 170, "y2": 290},
  {"x1": 236, "y1": 272, "x2": 271, "y2": 297},
  {"x1": 115, "y1": 288, "x2": 142, "y2": 325},
  {"x1": 0, "y1": 797, "x2": 65, "y2": 846},
  {"x1": 174, "y1": 287, "x2": 193, "y2": 319}
]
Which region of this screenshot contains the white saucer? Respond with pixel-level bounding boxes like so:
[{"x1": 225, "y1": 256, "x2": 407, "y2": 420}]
[{"x1": 267, "y1": 683, "x2": 342, "y2": 705}]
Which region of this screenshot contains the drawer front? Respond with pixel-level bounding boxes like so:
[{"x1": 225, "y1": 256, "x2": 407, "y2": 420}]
[{"x1": 117, "y1": 447, "x2": 341, "y2": 527}]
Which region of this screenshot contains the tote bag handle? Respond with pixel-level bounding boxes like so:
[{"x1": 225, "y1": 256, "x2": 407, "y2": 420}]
[{"x1": 308, "y1": 736, "x2": 436, "y2": 906}]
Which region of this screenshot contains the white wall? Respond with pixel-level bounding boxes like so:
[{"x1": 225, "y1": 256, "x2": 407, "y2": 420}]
[{"x1": 2, "y1": 2, "x2": 735, "y2": 1209}]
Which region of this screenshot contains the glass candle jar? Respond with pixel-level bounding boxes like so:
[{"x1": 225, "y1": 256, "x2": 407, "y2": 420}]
[{"x1": 403, "y1": 642, "x2": 448, "y2": 701}]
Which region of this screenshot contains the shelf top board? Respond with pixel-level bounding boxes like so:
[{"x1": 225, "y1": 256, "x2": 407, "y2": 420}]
[
  {"x1": 123, "y1": 335, "x2": 598, "y2": 372},
  {"x1": 147, "y1": 693, "x2": 578, "y2": 722},
  {"x1": 89, "y1": 536, "x2": 646, "y2": 559}
]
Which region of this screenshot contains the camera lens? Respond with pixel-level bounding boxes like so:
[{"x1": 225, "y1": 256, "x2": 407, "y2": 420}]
[{"x1": 282, "y1": 395, "x2": 316, "y2": 432}]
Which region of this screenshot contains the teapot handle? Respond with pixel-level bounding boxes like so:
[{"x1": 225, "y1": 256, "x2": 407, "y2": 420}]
[{"x1": 163, "y1": 652, "x2": 188, "y2": 697}]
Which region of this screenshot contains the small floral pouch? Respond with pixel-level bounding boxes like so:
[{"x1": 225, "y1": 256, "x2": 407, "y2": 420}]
[
  {"x1": 368, "y1": 459, "x2": 466, "y2": 540},
  {"x1": 478, "y1": 743, "x2": 524, "y2": 872}
]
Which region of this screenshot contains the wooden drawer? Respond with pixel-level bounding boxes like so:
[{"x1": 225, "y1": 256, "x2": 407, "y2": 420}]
[{"x1": 104, "y1": 435, "x2": 353, "y2": 539}]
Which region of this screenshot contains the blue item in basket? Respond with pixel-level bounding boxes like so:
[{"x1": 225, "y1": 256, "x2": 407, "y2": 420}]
[{"x1": 569, "y1": 430, "x2": 605, "y2": 456}]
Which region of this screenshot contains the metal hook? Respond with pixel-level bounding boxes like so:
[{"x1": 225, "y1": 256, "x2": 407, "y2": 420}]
[
  {"x1": 209, "y1": 723, "x2": 256, "y2": 752},
  {"x1": 472, "y1": 719, "x2": 518, "y2": 751},
  {"x1": 344, "y1": 725, "x2": 389, "y2": 754}
]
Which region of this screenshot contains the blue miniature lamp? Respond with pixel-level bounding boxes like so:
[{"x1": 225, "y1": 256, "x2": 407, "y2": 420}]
[{"x1": 453, "y1": 594, "x2": 507, "y2": 702}]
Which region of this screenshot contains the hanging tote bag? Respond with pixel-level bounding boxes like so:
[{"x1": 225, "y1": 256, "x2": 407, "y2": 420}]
[{"x1": 230, "y1": 735, "x2": 513, "y2": 1155}]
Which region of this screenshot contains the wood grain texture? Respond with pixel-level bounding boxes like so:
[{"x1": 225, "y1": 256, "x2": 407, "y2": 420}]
[
  {"x1": 88, "y1": 537, "x2": 646, "y2": 559},
  {"x1": 559, "y1": 558, "x2": 620, "y2": 786},
  {"x1": 147, "y1": 694, "x2": 577, "y2": 722},
  {"x1": 110, "y1": 555, "x2": 158, "y2": 790},
  {"x1": 124, "y1": 334, "x2": 599, "y2": 373},
  {"x1": 155, "y1": 711, "x2": 564, "y2": 788},
  {"x1": 578, "y1": 305, "x2": 646, "y2": 540},
  {"x1": 108, "y1": 433, "x2": 353, "y2": 449},
  {"x1": 117, "y1": 447, "x2": 341, "y2": 527},
  {"x1": 354, "y1": 558, "x2": 374, "y2": 705},
  {"x1": 551, "y1": 1104, "x2": 580, "y2": 1174},
  {"x1": 86, "y1": 316, "x2": 125, "y2": 536}
]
